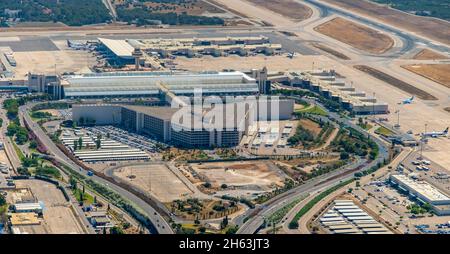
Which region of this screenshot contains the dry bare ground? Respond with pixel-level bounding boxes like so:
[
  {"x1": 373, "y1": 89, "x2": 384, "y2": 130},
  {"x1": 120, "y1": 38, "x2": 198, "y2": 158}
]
[
  {"x1": 412, "y1": 49, "x2": 449, "y2": 60},
  {"x1": 245, "y1": 0, "x2": 312, "y2": 21},
  {"x1": 322, "y1": 0, "x2": 450, "y2": 46},
  {"x1": 402, "y1": 64, "x2": 450, "y2": 89},
  {"x1": 314, "y1": 17, "x2": 394, "y2": 54}
]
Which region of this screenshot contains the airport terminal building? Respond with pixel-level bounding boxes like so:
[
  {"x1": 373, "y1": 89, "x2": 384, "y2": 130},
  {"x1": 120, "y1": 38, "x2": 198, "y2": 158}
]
[{"x1": 47, "y1": 71, "x2": 260, "y2": 100}]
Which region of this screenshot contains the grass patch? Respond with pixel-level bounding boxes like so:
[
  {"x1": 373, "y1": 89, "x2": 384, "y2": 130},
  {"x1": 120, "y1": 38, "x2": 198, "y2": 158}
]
[
  {"x1": 289, "y1": 179, "x2": 354, "y2": 229},
  {"x1": 0, "y1": 204, "x2": 7, "y2": 215},
  {"x1": 267, "y1": 194, "x2": 308, "y2": 225},
  {"x1": 73, "y1": 188, "x2": 95, "y2": 205},
  {"x1": 11, "y1": 139, "x2": 25, "y2": 161},
  {"x1": 297, "y1": 105, "x2": 328, "y2": 116},
  {"x1": 358, "y1": 123, "x2": 373, "y2": 130},
  {"x1": 375, "y1": 126, "x2": 394, "y2": 136}
]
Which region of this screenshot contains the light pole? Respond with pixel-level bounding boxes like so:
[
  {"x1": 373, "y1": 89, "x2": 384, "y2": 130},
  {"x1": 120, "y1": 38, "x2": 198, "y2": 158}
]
[
  {"x1": 394, "y1": 110, "x2": 400, "y2": 128},
  {"x1": 372, "y1": 92, "x2": 376, "y2": 120}
]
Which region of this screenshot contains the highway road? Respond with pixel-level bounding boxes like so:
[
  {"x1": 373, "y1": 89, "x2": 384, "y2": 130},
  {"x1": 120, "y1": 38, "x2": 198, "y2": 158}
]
[
  {"x1": 0, "y1": 99, "x2": 22, "y2": 172},
  {"x1": 236, "y1": 100, "x2": 390, "y2": 234},
  {"x1": 19, "y1": 104, "x2": 174, "y2": 234}
]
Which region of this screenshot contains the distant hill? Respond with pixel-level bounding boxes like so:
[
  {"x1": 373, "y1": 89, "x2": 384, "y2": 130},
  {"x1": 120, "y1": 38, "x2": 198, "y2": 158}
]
[
  {"x1": 0, "y1": 0, "x2": 111, "y2": 26},
  {"x1": 0, "y1": 0, "x2": 225, "y2": 27},
  {"x1": 372, "y1": 0, "x2": 450, "y2": 22}
]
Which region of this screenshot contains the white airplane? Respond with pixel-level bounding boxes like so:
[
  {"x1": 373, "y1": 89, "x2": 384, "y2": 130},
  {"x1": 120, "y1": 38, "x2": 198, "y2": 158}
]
[
  {"x1": 400, "y1": 96, "x2": 415, "y2": 104},
  {"x1": 421, "y1": 127, "x2": 449, "y2": 138}
]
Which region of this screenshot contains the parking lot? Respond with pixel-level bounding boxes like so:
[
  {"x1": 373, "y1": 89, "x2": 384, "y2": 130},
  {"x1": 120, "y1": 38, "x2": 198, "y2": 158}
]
[
  {"x1": 86, "y1": 125, "x2": 167, "y2": 155},
  {"x1": 0, "y1": 150, "x2": 12, "y2": 189},
  {"x1": 401, "y1": 151, "x2": 450, "y2": 195},
  {"x1": 350, "y1": 150, "x2": 450, "y2": 234},
  {"x1": 242, "y1": 120, "x2": 301, "y2": 156}
]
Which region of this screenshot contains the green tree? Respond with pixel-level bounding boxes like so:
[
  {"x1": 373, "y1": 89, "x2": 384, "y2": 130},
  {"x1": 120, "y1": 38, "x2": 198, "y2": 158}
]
[
  {"x1": 78, "y1": 137, "x2": 83, "y2": 149},
  {"x1": 0, "y1": 194, "x2": 6, "y2": 206},
  {"x1": 69, "y1": 176, "x2": 77, "y2": 190},
  {"x1": 288, "y1": 221, "x2": 299, "y2": 229},
  {"x1": 220, "y1": 215, "x2": 229, "y2": 229},
  {"x1": 29, "y1": 140, "x2": 38, "y2": 149},
  {"x1": 110, "y1": 226, "x2": 124, "y2": 234},
  {"x1": 225, "y1": 225, "x2": 238, "y2": 234},
  {"x1": 96, "y1": 134, "x2": 102, "y2": 149},
  {"x1": 340, "y1": 152, "x2": 350, "y2": 160}
]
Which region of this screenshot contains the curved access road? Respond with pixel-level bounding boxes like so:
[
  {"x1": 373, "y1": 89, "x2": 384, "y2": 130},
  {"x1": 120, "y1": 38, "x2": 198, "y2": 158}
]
[
  {"x1": 237, "y1": 102, "x2": 389, "y2": 234},
  {"x1": 20, "y1": 104, "x2": 173, "y2": 234}
]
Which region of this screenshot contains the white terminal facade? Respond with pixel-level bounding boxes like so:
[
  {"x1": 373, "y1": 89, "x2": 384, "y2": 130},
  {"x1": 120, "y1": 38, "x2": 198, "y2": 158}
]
[
  {"x1": 54, "y1": 71, "x2": 261, "y2": 99},
  {"x1": 65, "y1": 70, "x2": 293, "y2": 148}
]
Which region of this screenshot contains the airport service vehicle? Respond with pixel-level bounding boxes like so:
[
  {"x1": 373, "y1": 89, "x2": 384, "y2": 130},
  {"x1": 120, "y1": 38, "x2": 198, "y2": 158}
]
[{"x1": 421, "y1": 127, "x2": 449, "y2": 138}]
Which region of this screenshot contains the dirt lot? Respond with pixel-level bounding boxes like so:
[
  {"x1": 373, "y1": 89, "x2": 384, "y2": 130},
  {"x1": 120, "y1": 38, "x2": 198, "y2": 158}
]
[
  {"x1": 354, "y1": 65, "x2": 438, "y2": 100},
  {"x1": 174, "y1": 54, "x2": 330, "y2": 72},
  {"x1": 322, "y1": 0, "x2": 450, "y2": 46},
  {"x1": 314, "y1": 17, "x2": 394, "y2": 54},
  {"x1": 299, "y1": 119, "x2": 322, "y2": 136},
  {"x1": 412, "y1": 49, "x2": 449, "y2": 60},
  {"x1": 38, "y1": 109, "x2": 62, "y2": 117},
  {"x1": 311, "y1": 42, "x2": 350, "y2": 60},
  {"x1": 15, "y1": 180, "x2": 85, "y2": 234},
  {"x1": 402, "y1": 64, "x2": 450, "y2": 89},
  {"x1": 0, "y1": 150, "x2": 11, "y2": 168},
  {"x1": 190, "y1": 161, "x2": 286, "y2": 190},
  {"x1": 212, "y1": 0, "x2": 295, "y2": 27},
  {"x1": 245, "y1": 0, "x2": 312, "y2": 21},
  {"x1": 113, "y1": 164, "x2": 193, "y2": 202}
]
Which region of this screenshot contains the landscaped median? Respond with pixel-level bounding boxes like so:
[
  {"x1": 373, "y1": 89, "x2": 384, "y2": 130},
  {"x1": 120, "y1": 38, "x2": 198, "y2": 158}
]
[{"x1": 288, "y1": 179, "x2": 354, "y2": 229}]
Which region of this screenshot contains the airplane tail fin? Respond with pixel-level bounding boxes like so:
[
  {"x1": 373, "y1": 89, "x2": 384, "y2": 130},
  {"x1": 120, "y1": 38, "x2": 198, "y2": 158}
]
[{"x1": 445, "y1": 127, "x2": 449, "y2": 134}]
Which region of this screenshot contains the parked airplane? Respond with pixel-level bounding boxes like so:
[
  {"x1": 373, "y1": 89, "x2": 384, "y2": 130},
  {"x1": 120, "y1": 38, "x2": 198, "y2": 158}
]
[
  {"x1": 400, "y1": 96, "x2": 415, "y2": 104},
  {"x1": 421, "y1": 127, "x2": 449, "y2": 138}
]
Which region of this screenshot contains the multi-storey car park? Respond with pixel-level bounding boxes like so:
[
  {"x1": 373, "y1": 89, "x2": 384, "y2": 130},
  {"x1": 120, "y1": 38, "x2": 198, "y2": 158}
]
[
  {"x1": 270, "y1": 70, "x2": 389, "y2": 115},
  {"x1": 72, "y1": 97, "x2": 294, "y2": 149},
  {"x1": 60, "y1": 133, "x2": 150, "y2": 162}
]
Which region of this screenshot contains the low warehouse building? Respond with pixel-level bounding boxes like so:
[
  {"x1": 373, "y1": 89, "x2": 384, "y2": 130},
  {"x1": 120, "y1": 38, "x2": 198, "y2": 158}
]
[{"x1": 390, "y1": 174, "x2": 450, "y2": 215}]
